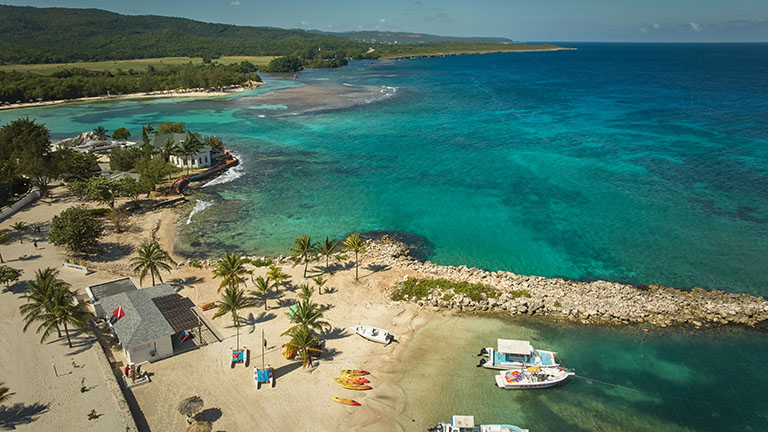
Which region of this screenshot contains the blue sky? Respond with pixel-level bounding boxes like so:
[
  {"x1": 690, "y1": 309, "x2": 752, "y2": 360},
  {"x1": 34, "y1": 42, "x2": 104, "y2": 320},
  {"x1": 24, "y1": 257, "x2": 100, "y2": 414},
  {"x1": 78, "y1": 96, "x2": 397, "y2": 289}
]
[{"x1": 4, "y1": 0, "x2": 768, "y2": 41}]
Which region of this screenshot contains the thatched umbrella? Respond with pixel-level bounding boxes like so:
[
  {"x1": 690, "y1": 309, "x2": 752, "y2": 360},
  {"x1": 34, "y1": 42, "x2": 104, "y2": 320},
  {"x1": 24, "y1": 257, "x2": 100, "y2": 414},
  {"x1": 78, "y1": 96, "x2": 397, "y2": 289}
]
[
  {"x1": 178, "y1": 396, "x2": 204, "y2": 423},
  {"x1": 186, "y1": 421, "x2": 213, "y2": 432}
]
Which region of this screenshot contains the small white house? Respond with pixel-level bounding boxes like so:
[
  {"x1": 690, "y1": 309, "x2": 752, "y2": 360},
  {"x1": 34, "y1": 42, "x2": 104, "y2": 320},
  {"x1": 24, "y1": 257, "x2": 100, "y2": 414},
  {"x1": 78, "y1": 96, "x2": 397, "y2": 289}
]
[{"x1": 151, "y1": 133, "x2": 212, "y2": 170}]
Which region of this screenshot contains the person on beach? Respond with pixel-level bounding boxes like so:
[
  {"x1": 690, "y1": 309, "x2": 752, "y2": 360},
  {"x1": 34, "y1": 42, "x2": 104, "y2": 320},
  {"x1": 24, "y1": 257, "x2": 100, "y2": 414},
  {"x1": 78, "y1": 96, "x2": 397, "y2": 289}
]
[{"x1": 33, "y1": 240, "x2": 38, "y2": 249}]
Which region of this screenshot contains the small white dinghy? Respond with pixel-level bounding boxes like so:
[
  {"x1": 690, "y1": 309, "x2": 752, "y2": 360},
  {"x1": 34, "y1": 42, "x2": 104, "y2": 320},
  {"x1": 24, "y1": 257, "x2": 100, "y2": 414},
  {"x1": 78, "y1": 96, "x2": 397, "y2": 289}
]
[{"x1": 350, "y1": 325, "x2": 393, "y2": 345}]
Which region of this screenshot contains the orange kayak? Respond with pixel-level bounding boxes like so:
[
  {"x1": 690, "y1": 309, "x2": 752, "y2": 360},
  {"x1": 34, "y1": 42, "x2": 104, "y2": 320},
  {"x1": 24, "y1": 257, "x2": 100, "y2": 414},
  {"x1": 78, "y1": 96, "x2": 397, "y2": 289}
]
[
  {"x1": 334, "y1": 377, "x2": 370, "y2": 385},
  {"x1": 342, "y1": 384, "x2": 373, "y2": 390},
  {"x1": 341, "y1": 369, "x2": 370, "y2": 376},
  {"x1": 331, "y1": 397, "x2": 361, "y2": 406}
]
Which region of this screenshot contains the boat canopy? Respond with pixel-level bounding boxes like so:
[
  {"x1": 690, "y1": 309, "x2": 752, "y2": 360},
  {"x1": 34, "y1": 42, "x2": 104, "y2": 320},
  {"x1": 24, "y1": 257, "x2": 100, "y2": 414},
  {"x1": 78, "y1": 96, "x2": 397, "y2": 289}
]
[
  {"x1": 497, "y1": 339, "x2": 533, "y2": 355},
  {"x1": 452, "y1": 416, "x2": 475, "y2": 427}
]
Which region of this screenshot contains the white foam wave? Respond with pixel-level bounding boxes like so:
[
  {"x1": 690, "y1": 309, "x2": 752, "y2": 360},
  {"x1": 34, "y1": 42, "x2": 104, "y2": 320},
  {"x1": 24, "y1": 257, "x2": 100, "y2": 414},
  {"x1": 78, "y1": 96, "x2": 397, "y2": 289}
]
[
  {"x1": 186, "y1": 199, "x2": 214, "y2": 224},
  {"x1": 342, "y1": 83, "x2": 355, "y2": 87},
  {"x1": 381, "y1": 86, "x2": 398, "y2": 97},
  {"x1": 202, "y1": 152, "x2": 244, "y2": 188}
]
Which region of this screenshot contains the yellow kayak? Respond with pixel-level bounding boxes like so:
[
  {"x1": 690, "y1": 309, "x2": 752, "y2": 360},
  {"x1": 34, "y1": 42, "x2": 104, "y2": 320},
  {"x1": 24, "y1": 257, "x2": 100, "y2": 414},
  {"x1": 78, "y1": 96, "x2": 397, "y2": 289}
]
[
  {"x1": 342, "y1": 384, "x2": 372, "y2": 390},
  {"x1": 341, "y1": 369, "x2": 370, "y2": 376},
  {"x1": 334, "y1": 377, "x2": 370, "y2": 385},
  {"x1": 331, "y1": 397, "x2": 361, "y2": 406}
]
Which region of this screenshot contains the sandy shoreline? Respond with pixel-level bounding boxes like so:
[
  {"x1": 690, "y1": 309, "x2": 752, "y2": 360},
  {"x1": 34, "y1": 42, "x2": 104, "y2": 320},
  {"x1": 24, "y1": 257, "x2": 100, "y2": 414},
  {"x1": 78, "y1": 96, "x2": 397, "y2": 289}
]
[{"x1": 0, "y1": 82, "x2": 265, "y2": 111}]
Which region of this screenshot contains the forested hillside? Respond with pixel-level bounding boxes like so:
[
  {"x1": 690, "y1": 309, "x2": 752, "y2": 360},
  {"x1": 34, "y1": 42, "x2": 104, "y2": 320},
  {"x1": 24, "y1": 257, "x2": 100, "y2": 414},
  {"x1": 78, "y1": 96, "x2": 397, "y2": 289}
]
[{"x1": 0, "y1": 5, "x2": 369, "y2": 64}]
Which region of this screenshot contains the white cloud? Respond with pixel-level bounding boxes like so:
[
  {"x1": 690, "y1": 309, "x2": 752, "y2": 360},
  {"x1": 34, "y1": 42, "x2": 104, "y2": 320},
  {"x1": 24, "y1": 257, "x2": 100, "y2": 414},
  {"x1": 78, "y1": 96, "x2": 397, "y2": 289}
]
[
  {"x1": 652, "y1": 23, "x2": 660, "y2": 29},
  {"x1": 689, "y1": 22, "x2": 701, "y2": 31},
  {"x1": 640, "y1": 27, "x2": 648, "y2": 33},
  {"x1": 228, "y1": 1, "x2": 240, "y2": 5},
  {"x1": 301, "y1": 20, "x2": 310, "y2": 26},
  {"x1": 378, "y1": 18, "x2": 387, "y2": 24}
]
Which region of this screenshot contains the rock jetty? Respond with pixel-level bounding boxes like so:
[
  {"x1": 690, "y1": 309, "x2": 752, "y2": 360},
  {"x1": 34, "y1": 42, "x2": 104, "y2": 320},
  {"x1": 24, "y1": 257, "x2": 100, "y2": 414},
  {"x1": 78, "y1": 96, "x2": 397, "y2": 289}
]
[{"x1": 364, "y1": 236, "x2": 768, "y2": 328}]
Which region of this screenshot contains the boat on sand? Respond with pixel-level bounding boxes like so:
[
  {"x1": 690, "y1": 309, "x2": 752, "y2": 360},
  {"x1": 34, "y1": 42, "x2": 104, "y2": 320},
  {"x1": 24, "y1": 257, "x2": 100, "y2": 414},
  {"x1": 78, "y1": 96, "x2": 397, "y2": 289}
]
[
  {"x1": 478, "y1": 339, "x2": 559, "y2": 370},
  {"x1": 331, "y1": 397, "x2": 360, "y2": 406},
  {"x1": 428, "y1": 415, "x2": 528, "y2": 432},
  {"x1": 341, "y1": 369, "x2": 369, "y2": 376},
  {"x1": 351, "y1": 325, "x2": 394, "y2": 344}
]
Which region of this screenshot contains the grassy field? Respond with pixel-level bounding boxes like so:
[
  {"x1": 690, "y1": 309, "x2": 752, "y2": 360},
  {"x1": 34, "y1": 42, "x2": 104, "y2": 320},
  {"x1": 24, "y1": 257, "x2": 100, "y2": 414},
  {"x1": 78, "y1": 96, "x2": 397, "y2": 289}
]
[
  {"x1": 0, "y1": 56, "x2": 276, "y2": 75},
  {"x1": 377, "y1": 43, "x2": 563, "y2": 59}
]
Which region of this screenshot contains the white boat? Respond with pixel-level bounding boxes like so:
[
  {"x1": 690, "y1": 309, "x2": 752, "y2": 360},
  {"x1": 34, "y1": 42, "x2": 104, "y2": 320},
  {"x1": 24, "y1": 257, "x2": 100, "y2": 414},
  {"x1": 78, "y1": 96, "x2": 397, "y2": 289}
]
[
  {"x1": 478, "y1": 339, "x2": 559, "y2": 370},
  {"x1": 350, "y1": 325, "x2": 393, "y2": 344},
  {"x1": 494, "y1": 367, "x2": 574, "y2": 390},
  {"x1": 428, "y1": 415, "x2": 528, "y2": 432}
]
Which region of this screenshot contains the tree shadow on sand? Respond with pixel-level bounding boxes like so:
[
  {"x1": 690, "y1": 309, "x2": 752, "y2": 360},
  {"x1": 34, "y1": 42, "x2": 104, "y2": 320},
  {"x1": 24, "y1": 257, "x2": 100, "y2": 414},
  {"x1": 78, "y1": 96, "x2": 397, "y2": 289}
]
[
  {"x1": 3, "y1": 281, "x2": 28, "y2": 295},
  {"x1": 0, "y1": 402, "x2": 49, "y2": 429},
  {"x1": 322, "y1": 327, "x2": 349, "y2": 341},
  {"x1": 168, "y1": 276, "x2": 205, "y2": 291},
  {"x1": 89, "y1": 242, "x2": 133, "y2": 262},
  {"x1": 194, "y1": 407, "x2": 223, "y2": 423}
]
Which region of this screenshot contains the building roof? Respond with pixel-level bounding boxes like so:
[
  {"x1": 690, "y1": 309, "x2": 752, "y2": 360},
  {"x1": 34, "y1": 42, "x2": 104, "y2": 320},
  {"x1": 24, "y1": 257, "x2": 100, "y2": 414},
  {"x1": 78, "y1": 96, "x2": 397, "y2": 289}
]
[
  {"x1": 152, "y1": 294, "x2": 201, "y2": 333},
  {"x1": 497, "y1": 339, "x2": 533, "y2": 355},
  {"x1": 105, "y1": 172, "x2": 140, "y2": 182},
  {"x1": 101, "y1": 285, "x2": 176, "y2": 347},
  {"x1": 87, "y1": 277, "x2": 139, "y2": 303}
]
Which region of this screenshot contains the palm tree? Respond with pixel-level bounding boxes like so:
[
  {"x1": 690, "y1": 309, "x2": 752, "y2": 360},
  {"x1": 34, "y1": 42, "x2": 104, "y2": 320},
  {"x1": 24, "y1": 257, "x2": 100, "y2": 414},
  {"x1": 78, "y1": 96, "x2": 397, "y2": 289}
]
[
  {"x1": 313, "y1": 276, "x2": 327, "y2": 296},
  {"x1": 212, "y1": 252, "x2": 251, "y2": 293},
  {"x1": 159, "y1": 138, "x2": 179, "y2": 163},
  {"x1": 0, "y1": 382, "x2": 13, "y2": 405},
  {"x1": 0, "y1": 230, "x2": 10, "y2": 263},
  {"x1": 290, "y1": 234, "x2": 318, "y2": 278},
  {"x1": 285, "y1": 297, "x2": 329, "y2": 335},
  {"x1": 266, "y1": 263, "x2": 287, "y2": 287},
  {"x1": 298, "y1": 283, "x2": 314, "y2": 301},
  {"x1": 343, "y1": 233, "x2": 366, "y2": 281},
  {"x1": 11, "y1": 221, "x2": 29, "y2": 244},
  {"x1": 250, "y1": 276, "x2": 273, "y2": 310},
  {"x1": 317, "y1": 236, "x2": 339, "y2": 274},
  {"x1": 92, "y1": 126, "x2": 108, "y2": 140},
  {"x1": 213, "y1": 287, "x2": 253, "y2": 350},
  {"x1": 20, "y1": 268, "x2": 90, "y2": 348},
  {"x1": 178, "y1": 134, "x2": 203, "y2": 175},
  {"x1": 130, "y1": 241, "x2": 174, "y2": 286},
  {"x1": 283, "y1": 325, "x2": 323, "y2": 368},
  {"x1": 19, "y1": 267, "x2": 65, "y2": 338}
]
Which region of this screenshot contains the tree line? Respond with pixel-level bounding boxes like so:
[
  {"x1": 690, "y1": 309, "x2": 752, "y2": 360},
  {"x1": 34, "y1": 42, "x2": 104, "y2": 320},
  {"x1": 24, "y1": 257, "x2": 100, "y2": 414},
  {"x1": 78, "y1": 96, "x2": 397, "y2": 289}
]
[{"x1": 0, "y1": 62, "x2": 260, "y2": 104}]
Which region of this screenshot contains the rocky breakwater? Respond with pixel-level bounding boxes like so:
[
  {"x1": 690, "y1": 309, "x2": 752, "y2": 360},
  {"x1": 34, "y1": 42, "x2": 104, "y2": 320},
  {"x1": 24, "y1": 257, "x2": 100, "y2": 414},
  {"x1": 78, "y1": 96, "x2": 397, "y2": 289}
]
[{"x1": 365, "y1": 235, "x2": 768, "y2": 328}]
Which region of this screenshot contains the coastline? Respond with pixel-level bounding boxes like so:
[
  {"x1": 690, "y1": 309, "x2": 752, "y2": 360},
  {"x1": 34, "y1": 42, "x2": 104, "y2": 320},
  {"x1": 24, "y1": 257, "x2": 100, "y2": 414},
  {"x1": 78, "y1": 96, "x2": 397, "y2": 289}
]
[
  {"x1": 380, "y1": 47, "x2": 575, "y2": 60},
  {"x1": 0, "y1": 81, "x2": 264, "y2": 111}
]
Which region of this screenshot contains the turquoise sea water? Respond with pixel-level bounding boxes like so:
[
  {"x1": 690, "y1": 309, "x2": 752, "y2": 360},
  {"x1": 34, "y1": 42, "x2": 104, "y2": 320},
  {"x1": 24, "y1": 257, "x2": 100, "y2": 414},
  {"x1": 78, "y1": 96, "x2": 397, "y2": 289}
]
[{"x1": 3, "y1": 43, "x2": 768, "y2": 430}]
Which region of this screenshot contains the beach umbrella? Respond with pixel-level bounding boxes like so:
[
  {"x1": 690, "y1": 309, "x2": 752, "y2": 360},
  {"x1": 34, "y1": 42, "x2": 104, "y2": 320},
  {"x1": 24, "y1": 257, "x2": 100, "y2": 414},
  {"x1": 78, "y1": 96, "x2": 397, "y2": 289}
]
[
  {"x1": 186, "y1": 421, "x2": 213, "y2": 432},
  {"x1": 178, "y1": 396, "x2": 204, "y2": 422}
]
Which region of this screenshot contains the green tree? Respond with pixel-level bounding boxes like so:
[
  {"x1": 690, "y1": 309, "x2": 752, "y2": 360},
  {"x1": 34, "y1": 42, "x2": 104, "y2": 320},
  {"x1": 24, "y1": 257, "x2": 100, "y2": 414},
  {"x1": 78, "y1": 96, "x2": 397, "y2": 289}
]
[
  {"x1": 282, "y1": 325, "x2": 323, "y2": 368},
  {"x1": 19, "y1": 267, "x2": 90, "y2": 348},
  {"x1": 141, "y1": 123, "x2": 154, "y2": 145},
  {"x1": 213, "y1": 286, "x2": 253, "y2": 350},
  {"x1": 56, "y1": 149, "x2": 97, "y2": 182},
  {"x1": 67, "y1": 179, "x2": 89, "y2": 199},
  {"x1": 85, "y1": 177, "x2": 117, "y2": 208},
  {"x1": 204, "y1": 136, "x2": 225, "y2": 154},
  {"x1": 115, "y1": 177, "x2": 140, "y2": 202},
  {"x1": 343, "y1": 233, "x2": 366, "y2": 281},
  {"x1": 107, "y1": 208, "x2": 129, "y2": 233},
  {"x1": 0, "y1": 230, "x2": 9, "y2": 263},
  {"x1": 290, "y1": 234, "x2": 318, "y2": 278},
  {"x1": 159, "y1": 138, "x2": 179, "y2": 162},
  {"x1": 313, "y1": 275, "x2": 327, "y2": 296},
  {"x1": 317, "y1": 236, "x2": 339, "y2": 274},
  {"x1": 0, "y1": 382, "x2": 13, "y2": 405},
  {"x1": 111, "y1": 127, "x2": 130, "y2": 141},
  {"x1": 285, "y1": 297, "x2": 329, "y2": 336},
  {"x1": 109, "y1": 146, "x2": 142, "y2": 172},
  {"x1": 135, "y1": 157, "x2": 173, "y2": 197},
  {"x1": 48, "y1": 205, "x2": 103, "y2": 252},
  {"x1": 266, "y1": 263, "x2": 287, "y2": 288},
  {"x1": 11, "y1": 221, "x2": 29, "y2": 243},
  {"x1": 0, "y1": 265, "x2": 22, "y2": 288},
  {"x1": 92, "y1": 126, "x2": 108, "y2": 140},
  {"x1": 130, "y1": 240, "x2": 173, "y2": 286},
  {"x1": 177, "y1": 134, "x2": 202, "y2": 175},
  {"x1": 250, "y1": 275, "x2": 273, "y2": 310},
  {"x1": 156, "y1": 121, "x2": 186, "y2": 135},
  {"x1": 0, "y1": 118, "x2": 55, "y2": 197},
  {"x1": 212, "y1": 252, "x2": 251, "y2": 293},
  {"x1": 262, "y1": 56, "x2": 303, "y2": 72}
]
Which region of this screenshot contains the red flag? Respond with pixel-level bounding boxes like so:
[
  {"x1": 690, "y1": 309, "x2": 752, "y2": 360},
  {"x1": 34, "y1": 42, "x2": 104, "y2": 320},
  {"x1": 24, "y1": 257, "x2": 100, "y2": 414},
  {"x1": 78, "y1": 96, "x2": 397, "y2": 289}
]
[{"x1": 112, "y1": 306, "x2": 125, "y2": 320}]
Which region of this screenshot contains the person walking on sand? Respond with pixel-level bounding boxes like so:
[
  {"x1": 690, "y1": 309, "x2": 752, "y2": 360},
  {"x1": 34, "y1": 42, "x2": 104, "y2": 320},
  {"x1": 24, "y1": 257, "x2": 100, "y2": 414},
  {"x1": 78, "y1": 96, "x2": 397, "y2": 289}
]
[{"x1": 33, "y1": 240, "x2": 38, "y2": 249}]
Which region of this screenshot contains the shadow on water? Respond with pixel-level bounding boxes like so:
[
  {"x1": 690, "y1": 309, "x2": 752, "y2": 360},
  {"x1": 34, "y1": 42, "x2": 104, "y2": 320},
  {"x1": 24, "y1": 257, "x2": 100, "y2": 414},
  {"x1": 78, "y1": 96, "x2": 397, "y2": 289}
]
[{"x1": 0, "y1": 402, "x2": 49, "y2": 429}]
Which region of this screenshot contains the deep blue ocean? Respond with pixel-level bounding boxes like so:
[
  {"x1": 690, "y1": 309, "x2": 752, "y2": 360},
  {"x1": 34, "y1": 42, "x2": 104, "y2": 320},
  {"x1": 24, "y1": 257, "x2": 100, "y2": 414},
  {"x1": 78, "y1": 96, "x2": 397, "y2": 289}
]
[{"x1": 3, "y1": 43, "x2": 768, "y2": 430}]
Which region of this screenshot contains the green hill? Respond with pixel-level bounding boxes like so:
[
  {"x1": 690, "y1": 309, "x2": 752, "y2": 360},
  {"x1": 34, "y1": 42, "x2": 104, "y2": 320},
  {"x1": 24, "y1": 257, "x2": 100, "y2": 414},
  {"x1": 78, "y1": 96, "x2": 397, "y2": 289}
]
[{"x1": 0, "y1": 5, "x2": 367, "y2": 64}]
